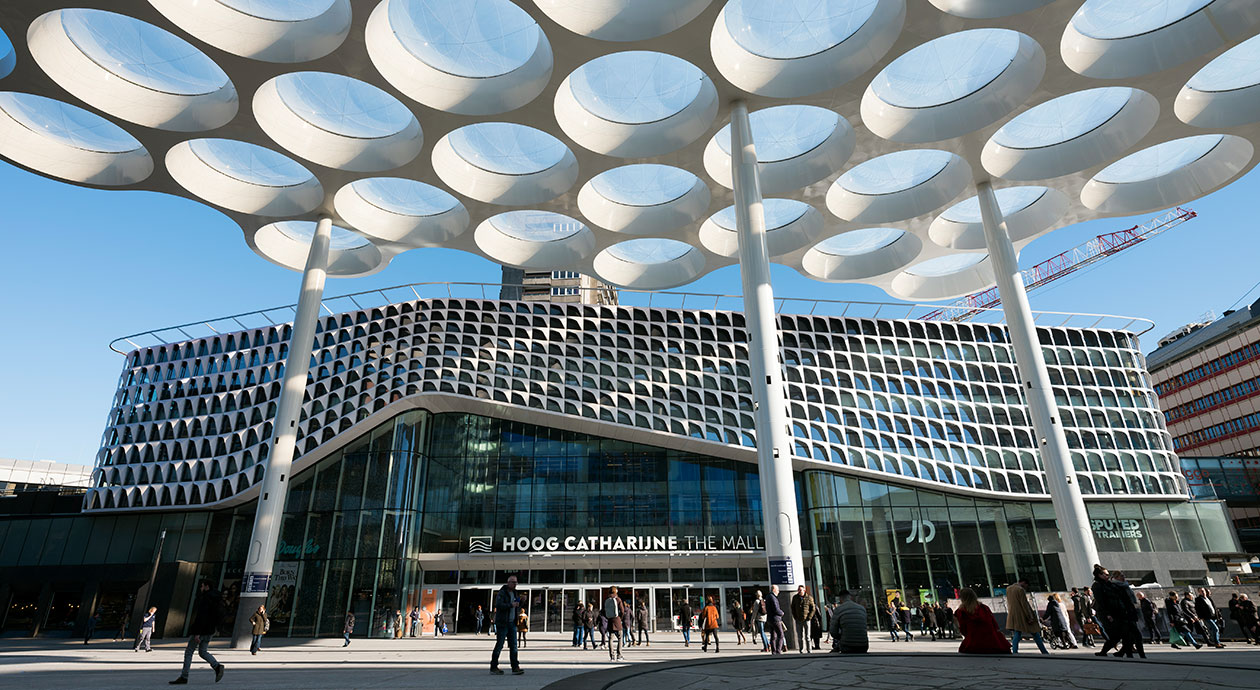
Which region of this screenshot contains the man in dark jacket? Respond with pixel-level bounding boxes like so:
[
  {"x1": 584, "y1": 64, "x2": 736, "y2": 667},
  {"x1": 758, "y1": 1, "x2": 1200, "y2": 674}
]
[
  {"x1": 1195, "y1": 588, "x2": 1225, "y2": 648},
  {"x1": 1137, "y1": 592, "x2": 1162, "y2": 644},
  {"x1": 571, "y1": 603, "x2": 585, "y2": 647},
  {"x1": 790, "y1": 586, "x2": 816, "y2": 654},
  {"x1": 766, "y1": 585, "x2": 787, "y2": 654},
  {"x1": 582, "y1": 603, "x2": 596, "y2": 650},
  {"x1": 1165, "y1": 591, "x2": 1203, "y2": 649},
  {"x1": 489, "y1": 575, "x2": 523, "y2": 675},
  {"x1": 677, "y1": 598, "x2": 694, "y2": 647},
  {"x1": 170, "y1": 579, "x2": 225, "y2": 685}
]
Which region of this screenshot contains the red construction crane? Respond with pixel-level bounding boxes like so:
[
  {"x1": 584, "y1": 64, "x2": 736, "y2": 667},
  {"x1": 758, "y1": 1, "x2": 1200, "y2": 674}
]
[{"x1": 922, "y1": 207, "x2": 1197, "y2": 321}]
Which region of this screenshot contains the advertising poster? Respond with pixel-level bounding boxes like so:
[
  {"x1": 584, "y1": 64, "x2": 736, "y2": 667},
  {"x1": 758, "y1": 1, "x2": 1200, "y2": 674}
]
[{"x1": 268, "y1": 561, "x2": 299, "y2": 626}]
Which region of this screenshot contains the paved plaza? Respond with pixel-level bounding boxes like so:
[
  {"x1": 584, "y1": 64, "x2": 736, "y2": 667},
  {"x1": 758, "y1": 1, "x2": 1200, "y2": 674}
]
[{"x1": 2, "y1": 632, "x2": 1257, "y2": 689}]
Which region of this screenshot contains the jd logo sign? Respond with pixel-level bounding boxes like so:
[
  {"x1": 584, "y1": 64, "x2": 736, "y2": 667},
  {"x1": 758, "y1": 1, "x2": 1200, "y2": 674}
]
[{"x1": 905, "y1": 520, "x2": 936, "y2": 544}]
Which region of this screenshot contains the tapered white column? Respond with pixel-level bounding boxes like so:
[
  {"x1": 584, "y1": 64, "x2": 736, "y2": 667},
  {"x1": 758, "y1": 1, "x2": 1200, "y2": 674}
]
[
  {"x1": 730, "y1": 100, "x2": 804, "y2": 648},
  {"x1": 231, "y1": 216, "x2": 331, "y2": 647},
  {"x1": 976, "y1": 181, "x2": 1099, "y2": 586}
]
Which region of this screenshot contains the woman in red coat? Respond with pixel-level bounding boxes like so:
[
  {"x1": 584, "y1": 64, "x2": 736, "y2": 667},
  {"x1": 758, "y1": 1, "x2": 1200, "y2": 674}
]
[{"x1": 955, "y1": 588, "x2": 1012, "y2": 654}]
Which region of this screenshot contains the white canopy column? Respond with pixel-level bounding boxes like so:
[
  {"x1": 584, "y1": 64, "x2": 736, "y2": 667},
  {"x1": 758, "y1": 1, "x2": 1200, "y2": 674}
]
[
  {"x1": 231, "y1": 216, "x2": 332, "y2": 648},
  {"x1": 976, "y1": 181, "x2": 1099, "y2": 586},
  {"x1": 730, "y1": 100, "x2": 805, "y2": 650}
]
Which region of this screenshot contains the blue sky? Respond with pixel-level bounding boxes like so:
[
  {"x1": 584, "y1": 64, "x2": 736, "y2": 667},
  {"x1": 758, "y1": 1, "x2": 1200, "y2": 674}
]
[{"x1": 1, "y1": 160, "x2": 1256, "y2": 467}]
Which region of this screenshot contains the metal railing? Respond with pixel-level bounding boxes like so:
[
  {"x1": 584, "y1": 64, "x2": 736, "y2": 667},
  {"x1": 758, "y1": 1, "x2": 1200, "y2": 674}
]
[{"x1": 109, "y1": 281, "x2": 1156, "y2": 354}]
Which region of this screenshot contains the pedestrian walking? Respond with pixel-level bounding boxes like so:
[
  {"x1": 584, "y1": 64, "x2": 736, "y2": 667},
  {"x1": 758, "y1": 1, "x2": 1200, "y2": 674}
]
[
  {"x1": 745, "y1": 591, "x2": 766, "y2": 654},
  {"x1": 343, "y1": 611, "x2": 355, "y2": 646},
  {"x1": 604, "y1": 586, "x2": 625, "y2": 661},
  {"x1": 730, "y1": 600, "x2": 746, "y2": 646},
  {"x1": 571, "y1": 603, "x2": 585, "y2": 647},
  {"x1": 434, "y1": 609, "x2": 446, "y2": 637},
  {"x1": 168, "y1": 579, "x2": 225, "y2": 685},
  {"x1": 677, "y1": 597, "x2": 693, "y2": 648},
  {"x1": 83, "y1": 612, "x2": 99, "y2": 645},
  {"x1": 1137, "y1": 592, "x2": 1162, "y2": 644},
  {"x1": 476, "y1": 604, "x2": 485, "y2": 636},
  {"x1": 752, "y1": 590, "x2": 769, "y2": 652},
  {"x1": 1236, "y1": 593, "x2": 1259, "y2": 644},
  {"x1": 582, "y1": 603, "x2": 596, "y2": 650},
  {"x1": 249, "y1": 604, "x2": 269, "y2": 655},
  {"x1": 408, "y1": 607, "x2": 419, "y2": 637},
  {"x1": 810, "y1": 606, "x2": 823, "y2": 650},
  {"x1": 1041, "y1": 593, "x2": 1078, "y2": 649},
  {"x1": 489, "y1": 575, "x2": 524, "y2": 676},
  {"x1": 1228, "y1": 593, "x2": 1248, "y2": 643},
  {"x1": 393, "y1": 609, "x2": 403, "y2": 639},
  {"x1": 766, "y1": 585, "x2": 787, "y2": 654},
  {"x1": 956, "y1": 587, "x2": 1011, "y2": 654},
  {"x1": 516, "y1": 608, "x2": 529, "y2": 649},
  {"x1": 1107, "y1": 571, "x2": 1145, "y2": 659},
  {"x1": 620, "y1": 593, "x2": 633, "y2": 647},
  {"x1": 1195, "y1": 588, "x2": 1226, "y2": 648},
  {"x1": 886, "y1": 602, "x2": 901, "y2": 642},
  {"x1": 700, "y1": 596, "x2": 721, "y2": 653},
  {"x1": 635, "y1": 597, "x2": 651, "y2": 647},
  {"x1": 919, "y1": 601, "x2": 937, "y2": 641},
  {"x1": 897, "y1": 602, "x2": 914, "y2": 642},
  {"x1": 1077, "y1": 587, "x2": 1097, "y2": 646},
  {"x1": 790, "y1": 585, "x2": 816, "y2": 654},
  {"x1": 1006, "y1": 578, "x2": 1049, "y2": 655},
  {"x1": 134, "y1": 607, "x2": 157, "y2": 652},
  {"x1": 828, "y1": 590, "x2": 869, "y2": 654},
  {"x1": 1164, "y1": 591, "x2": 1203, "y2": 649}
]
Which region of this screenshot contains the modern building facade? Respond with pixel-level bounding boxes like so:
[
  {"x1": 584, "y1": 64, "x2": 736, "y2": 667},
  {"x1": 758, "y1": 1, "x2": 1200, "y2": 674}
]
[
  {"x1": 1149, "y1": 298, "x2": 1260, "y2": 458},
  {"x1": 499, "y1": 266, "x2": 619, "y2": 305},
  {"x1": 0, "y1": 296, "x2": 1238, "y2": 637}
]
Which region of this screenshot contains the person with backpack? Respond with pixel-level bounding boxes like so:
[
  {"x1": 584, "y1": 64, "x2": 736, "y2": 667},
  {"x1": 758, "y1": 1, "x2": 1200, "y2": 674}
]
[
  {"x1": 700, "y1": 596, "x2": 721, "y2": 653},
  {"x1": 603, "y1": 587, "x2": 625, "y2": 661},
  {"x1": 249, "y1": 604, "x2": 269, "y2": 655},
  {"x1": 169, "y1": 579, "x2": 225, "y2": 685},
  {"x1": 516, "y1": 608, "x2": 529, "y2": 649}
]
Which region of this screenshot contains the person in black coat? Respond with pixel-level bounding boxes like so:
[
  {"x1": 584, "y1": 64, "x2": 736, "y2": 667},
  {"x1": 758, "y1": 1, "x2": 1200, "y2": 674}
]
[
  {"x1": 1137, "y1": 592, "x2": 1162, "y2": 644},
  {"x1": 766, "y1": 585, "x2": 787, "y2": 654},
  {"x1": 1165, "y1": 591, "x2": 1203, "y2": 649},
  {"x1": 489, "y1": 576, "x2": 523, "y2": 675},
  {"x1": 677, "y1": 598, "x2": 694, "y2": 647},
  {"x1": 170, "y1": 579, "x2": 225, "y2": 685}
]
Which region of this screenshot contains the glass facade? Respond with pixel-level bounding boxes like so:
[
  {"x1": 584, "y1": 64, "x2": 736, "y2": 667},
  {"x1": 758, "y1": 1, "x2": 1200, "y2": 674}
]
[{"x1": 0, "y1": 408, "x2": 1241, "y2": 637}]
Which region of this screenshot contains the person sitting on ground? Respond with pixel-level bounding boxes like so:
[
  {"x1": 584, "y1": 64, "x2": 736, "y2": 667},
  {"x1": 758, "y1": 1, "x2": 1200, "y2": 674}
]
[
  {"x1": 828, "y1": 590, "x2": 868, "y2": 654},
  {"x1": 955, "y1": 587, "x2": 1011, "y2": 654}
]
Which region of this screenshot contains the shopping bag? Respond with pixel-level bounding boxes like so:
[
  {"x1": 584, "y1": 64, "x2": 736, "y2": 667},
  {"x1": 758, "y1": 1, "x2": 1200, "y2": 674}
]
[{"x1": 1169, "y1": 627, "x2": 1185, "y2": 646}]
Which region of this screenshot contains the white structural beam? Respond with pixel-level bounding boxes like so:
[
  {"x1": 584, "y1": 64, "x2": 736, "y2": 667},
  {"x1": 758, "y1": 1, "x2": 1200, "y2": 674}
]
[
  {"x1": 730, "y1": 100, "x2": 805, "y2": 649},
  {"x1": 231, "y1": 216, "x2": 332, "y2": 648},
  {"x1": 976, "y1": 181, "x2": 1099, "y2": 586}
]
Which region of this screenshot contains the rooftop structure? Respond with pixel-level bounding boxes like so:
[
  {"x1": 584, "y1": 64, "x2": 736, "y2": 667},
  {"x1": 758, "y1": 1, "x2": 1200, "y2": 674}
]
[
  {"x1": 499, "y1": 267, "x2": 619, "y2": 304},
  {"x1": 0, "y1": 458, "x2": 93, "y2": 492}
]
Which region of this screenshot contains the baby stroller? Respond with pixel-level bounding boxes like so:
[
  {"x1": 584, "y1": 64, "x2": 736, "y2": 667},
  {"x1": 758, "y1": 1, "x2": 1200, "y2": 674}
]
[{"x1": 1041, "y1": 622, "x2": 1070, "y2": 650}]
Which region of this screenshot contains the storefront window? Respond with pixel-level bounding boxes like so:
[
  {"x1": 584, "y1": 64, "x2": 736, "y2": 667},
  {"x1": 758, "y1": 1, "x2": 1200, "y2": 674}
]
[{"x1": 1193, "y1": 501, "x2": 1241, "y2": 552}]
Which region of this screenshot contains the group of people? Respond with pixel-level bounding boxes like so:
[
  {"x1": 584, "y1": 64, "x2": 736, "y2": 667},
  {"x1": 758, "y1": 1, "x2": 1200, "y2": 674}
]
[
  {"x1": 570, "y1": 591, "x2": 651, "y2": 652},
  {"x1": 881, "y1": 597, "x2": 958, "y2": 642}
]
